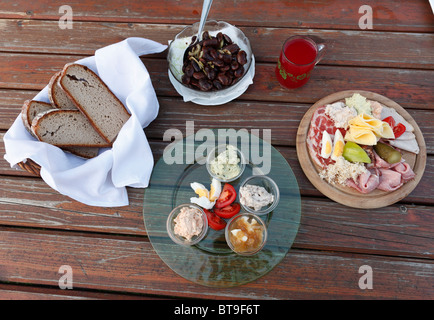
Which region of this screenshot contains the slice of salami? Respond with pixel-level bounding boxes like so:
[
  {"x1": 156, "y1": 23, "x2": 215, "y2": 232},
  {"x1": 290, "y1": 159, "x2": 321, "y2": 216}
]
[{"x1": 306, "y1": 105, "x2": 338, "y2": 168}]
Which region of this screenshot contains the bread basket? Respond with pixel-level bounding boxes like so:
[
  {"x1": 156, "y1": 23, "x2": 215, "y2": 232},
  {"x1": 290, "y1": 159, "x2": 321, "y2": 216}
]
[{"x1": 17, "y1": 159, "x2": 41, "y2": 176}]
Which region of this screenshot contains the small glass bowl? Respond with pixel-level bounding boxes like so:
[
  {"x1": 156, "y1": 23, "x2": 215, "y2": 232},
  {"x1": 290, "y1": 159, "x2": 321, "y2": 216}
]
[
  {"x1": 166, "y1": 204, "x2": 208, "y2": 246},
  {"x1": 206, "y1": 144, "x2": 246, "y2": 183},
  {"x1": 238, "y1": 175, "x2": 280, "y2": 215},
  {"x1": 225, "y1": 213, "x2": 268, "y2": 256},
  {"x1": 167, "y1": 20, "x2": 253, "y2": 97}
]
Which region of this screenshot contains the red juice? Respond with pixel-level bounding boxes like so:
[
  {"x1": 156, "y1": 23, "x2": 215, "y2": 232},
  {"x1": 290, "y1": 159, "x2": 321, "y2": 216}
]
[
  {"x1": 284, "y1": 38, "x2": 317, "y2": 65},
  {"x1": 275, "y1": 36, "x2": 325, "y2": 89}
]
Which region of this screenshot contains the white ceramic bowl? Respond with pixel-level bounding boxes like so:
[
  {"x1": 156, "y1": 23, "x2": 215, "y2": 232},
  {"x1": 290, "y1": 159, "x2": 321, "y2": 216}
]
[{"x1": 167, "y1": 20, "x2": 253, "y2": 100}]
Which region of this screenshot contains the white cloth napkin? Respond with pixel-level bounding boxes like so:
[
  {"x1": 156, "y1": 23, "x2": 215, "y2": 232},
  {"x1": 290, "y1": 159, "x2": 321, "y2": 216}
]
[{"x1": 3, "y1": 37, "x2": 167, "y2": 207}]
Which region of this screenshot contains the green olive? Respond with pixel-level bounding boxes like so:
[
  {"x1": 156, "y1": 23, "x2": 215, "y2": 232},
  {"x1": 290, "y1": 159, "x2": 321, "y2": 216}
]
[{"x1": 373, "y1": 142, "x2": 402, "y2": 164}]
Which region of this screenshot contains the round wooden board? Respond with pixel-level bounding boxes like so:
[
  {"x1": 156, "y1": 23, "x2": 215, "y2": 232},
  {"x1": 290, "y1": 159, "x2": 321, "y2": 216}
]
[{"x1": 296, "y1": 90, "x2": 427, "y2": 209}]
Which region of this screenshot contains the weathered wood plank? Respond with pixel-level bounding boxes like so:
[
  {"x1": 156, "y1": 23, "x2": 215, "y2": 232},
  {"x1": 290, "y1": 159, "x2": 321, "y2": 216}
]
[
  {"x1": 2, "y1": 124, "x2": 433, "y2": 204},
  {"x1": 1, "y1": 19, "x2": 433, "y2": 69},
  {"x1": 0, "y1": 0, "x2": 433, "y2": 32},
  {"x1": 0, "y1": 0, "x2": 431, "y2": 302},
  {"x1": 0, "y1": 174, "x2": 144, "y2": 235},
  {"x1": 0, "y1": 167, "x2": 432, "y2": 258},
  {"x1": 0, "y1": 229, "x2": 432, "y2": 299},
  {"x1": 0, "y1": 53, "x2": 433, "y2": 112},
  {"x1": 0, "y1": 288, "x2": 92, "y2": 300},
  {"x1": 0, "y1": 283, "x2": 165, "y2": 299},
  {"x1": 2, "y1": 93, "x2": 433, "y2": 155},
  {"x1": 145, "y1": 99, "x2": 434, "y2": 153},
  {"x1": 1, "y1": 93, "x2": 433, "y2": 155}
]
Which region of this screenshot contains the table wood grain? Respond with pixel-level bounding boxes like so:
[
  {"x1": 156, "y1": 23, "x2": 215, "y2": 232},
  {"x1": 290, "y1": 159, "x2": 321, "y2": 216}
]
[{"x1": 0, "y1": 0, "x2": 433, "y2": 300}]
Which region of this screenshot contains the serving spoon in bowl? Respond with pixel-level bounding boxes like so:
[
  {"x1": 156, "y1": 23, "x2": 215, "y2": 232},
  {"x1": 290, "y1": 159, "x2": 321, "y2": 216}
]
[{"x1": 183, "y1": 0, "x2": 214, "y2": 63}]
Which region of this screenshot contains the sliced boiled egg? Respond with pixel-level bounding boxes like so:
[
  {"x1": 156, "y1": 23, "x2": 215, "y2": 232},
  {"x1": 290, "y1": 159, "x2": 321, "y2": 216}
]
[
  {"x1": 190, "y1": 196, "x2": 215, "y2": 209},
  {"x1": 209, "y1": 178, "x2": 222, "y2": 202},
  {"x1": 331, "y1": 129, "x2": 345, "y2": 161},
  {"x1": 320, "y1": 130, "x2": 333, "y2": 159},
  {"x1": 190, "y1": 179, "x2": 221, "y2": 209},
  {"x1": 190, "y1": 182, "x2": 209, "y2": 198}
]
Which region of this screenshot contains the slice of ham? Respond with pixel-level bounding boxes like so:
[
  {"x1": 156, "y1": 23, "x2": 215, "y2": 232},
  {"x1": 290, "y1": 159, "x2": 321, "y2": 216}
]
[
  {"x1": 373, "y1": 149, "x2": 416, "y2": 181},
  {"x1": 348, "y1": 149, "x2": 416, "y2": 193},
  {"x1": 393, "y1": 162, "x2": 416, "y2": 182},
  {"x1": 374, "y1": 150, "x2": 396, "y2": 169},
  {"x1": 377, "y1": 168, "x2": 403, "y2": 192},
  {"x1": 347, "y1": 169, "x2": 380, "y2": 194}
]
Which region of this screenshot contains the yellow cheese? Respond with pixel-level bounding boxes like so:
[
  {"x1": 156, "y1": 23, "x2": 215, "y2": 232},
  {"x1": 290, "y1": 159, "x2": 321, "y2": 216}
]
[
  {"x1": 345, "y1": 113, "x2": 394, "y2": 145},
  {"x1": 349, "y1": 113, "x2": 383, "y2": 130},
  {"x1": 379, "y1": 121, "x2": 394, "y2": 139},
  {"x1": 345, "y1": 127, "x2": 378, "y2": 145}
]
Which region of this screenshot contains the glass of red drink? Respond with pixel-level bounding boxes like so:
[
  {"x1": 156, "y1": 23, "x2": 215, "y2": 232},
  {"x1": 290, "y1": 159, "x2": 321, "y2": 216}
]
[{"x1": 275, "y1": 36, "x2": 326, "y2": 89}]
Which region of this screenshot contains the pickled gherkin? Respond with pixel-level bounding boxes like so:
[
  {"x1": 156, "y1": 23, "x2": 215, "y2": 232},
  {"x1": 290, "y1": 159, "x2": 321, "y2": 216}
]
[{"x1": 374, "y1": 142, "x2": 402, "y2": 164}]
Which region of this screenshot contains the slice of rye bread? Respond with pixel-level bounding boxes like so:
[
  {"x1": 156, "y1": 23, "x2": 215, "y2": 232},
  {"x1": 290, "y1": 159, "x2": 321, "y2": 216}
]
[
  {"x1": 21, "y1": 100, "x2": 53, "y2": 132},
  {"x1": 59, "y1": 63, "x2": 130, "y2": 144},
  {"x1": 31, "y1": 109, "x2": 112, "y2": 148},
  {"x1": 21, "y1": 100, "x2": 99, "y2": 159},
  {"x1": 64, "y1": 145, "x2": 100, "y2": 159},
  {"x1": 48, "y1": 71, "x2": 78, "y2": 110}
]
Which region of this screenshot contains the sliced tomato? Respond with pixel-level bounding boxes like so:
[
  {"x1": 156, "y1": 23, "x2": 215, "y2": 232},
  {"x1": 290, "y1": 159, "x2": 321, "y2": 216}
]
[
  {"x1": 214, "y1": 203, "x2": 241, "y2": 219},
  {"x1": 203, "y1": 209, "x2": 227, "y2": 230},
  {"x1": 215, "y1": 184, "x2": 237, "y2": 209},
  {"x1": 393, "y1": 123, "x2": 406, "y2": 139},
  {"x1": 382, "y1": 116, "x2": 406, "y2": 139},
  {"x1": 382, "y1": 116, "x2": 395, "y2": 128}
]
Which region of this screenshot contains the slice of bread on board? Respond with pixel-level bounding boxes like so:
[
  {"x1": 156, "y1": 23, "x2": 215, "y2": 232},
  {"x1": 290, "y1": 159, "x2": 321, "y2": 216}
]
[{"x1": 59, "y1": 63, "x2": 130, "y2": 144}]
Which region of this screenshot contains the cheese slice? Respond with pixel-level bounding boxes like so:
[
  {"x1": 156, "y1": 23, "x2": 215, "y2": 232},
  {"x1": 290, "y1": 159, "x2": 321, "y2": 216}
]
[
  {"x1": 349, "y1": 113, "x2": 383, "y2": 129},
  {"x1": 345, "y1": 113, "x2": 395, "y2": 145},
  {"x1": 378, "y1": 121, "x2": 395, "y2": 139},
  {"x1": 345, "y1": 127, "x2": 378, "y2": 145}
]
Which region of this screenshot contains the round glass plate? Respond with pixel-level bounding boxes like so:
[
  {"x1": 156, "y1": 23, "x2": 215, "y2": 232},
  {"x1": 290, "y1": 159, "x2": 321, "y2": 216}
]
[{"x1": 143, "y1": 129, "x2": 301, "y2": 287}]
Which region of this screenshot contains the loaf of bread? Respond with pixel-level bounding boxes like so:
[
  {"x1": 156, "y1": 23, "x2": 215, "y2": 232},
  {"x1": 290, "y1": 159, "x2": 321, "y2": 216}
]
[
  {"x1": 31, "y1": 109, "x2": 112, "y2": 148},
  {"x1": 59, "y1": 63, "x2": 130, "y2": 144},
  {"x1": 19, "y1": 62, "x2": 131, "y2": 159},
  {"x1": 48, "y1": 71, "x2": 78, "y2": 110}
]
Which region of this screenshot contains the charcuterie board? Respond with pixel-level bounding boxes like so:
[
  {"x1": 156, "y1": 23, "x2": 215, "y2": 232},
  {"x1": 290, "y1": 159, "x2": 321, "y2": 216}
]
[{"x1": 296, "y1": 90, "x2": 426, "y2": 209}]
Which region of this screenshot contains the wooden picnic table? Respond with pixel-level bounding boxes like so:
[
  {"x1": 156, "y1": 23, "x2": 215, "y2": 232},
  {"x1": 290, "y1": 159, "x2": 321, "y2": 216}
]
[{"x1": 0, "y1": 0, "x2": 433, "y2": 300}]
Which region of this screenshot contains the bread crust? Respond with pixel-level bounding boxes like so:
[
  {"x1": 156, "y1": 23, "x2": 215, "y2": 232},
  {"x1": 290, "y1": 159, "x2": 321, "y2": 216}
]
[
  {"x1": 21, "y1": 99, "x2": 33, "y2": 132},
  {"x1": 19, "y1": 62, "x2": 131, "y2": 159},
  {"x1": 31, "y1": 109, "x2": 112, "y2": 148},
  {"x1": 21, "y1": 100, "x2": 53, "y2": 132},
  {"x1": 48, "y1": 71, "x2": 78, "y2": 110},
  {"x1": 47, "y1": 72, "x2": 62, "y2": 108},
  {"x1": 59, "y1": 63, "x2": 130, "y2": 144}
]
